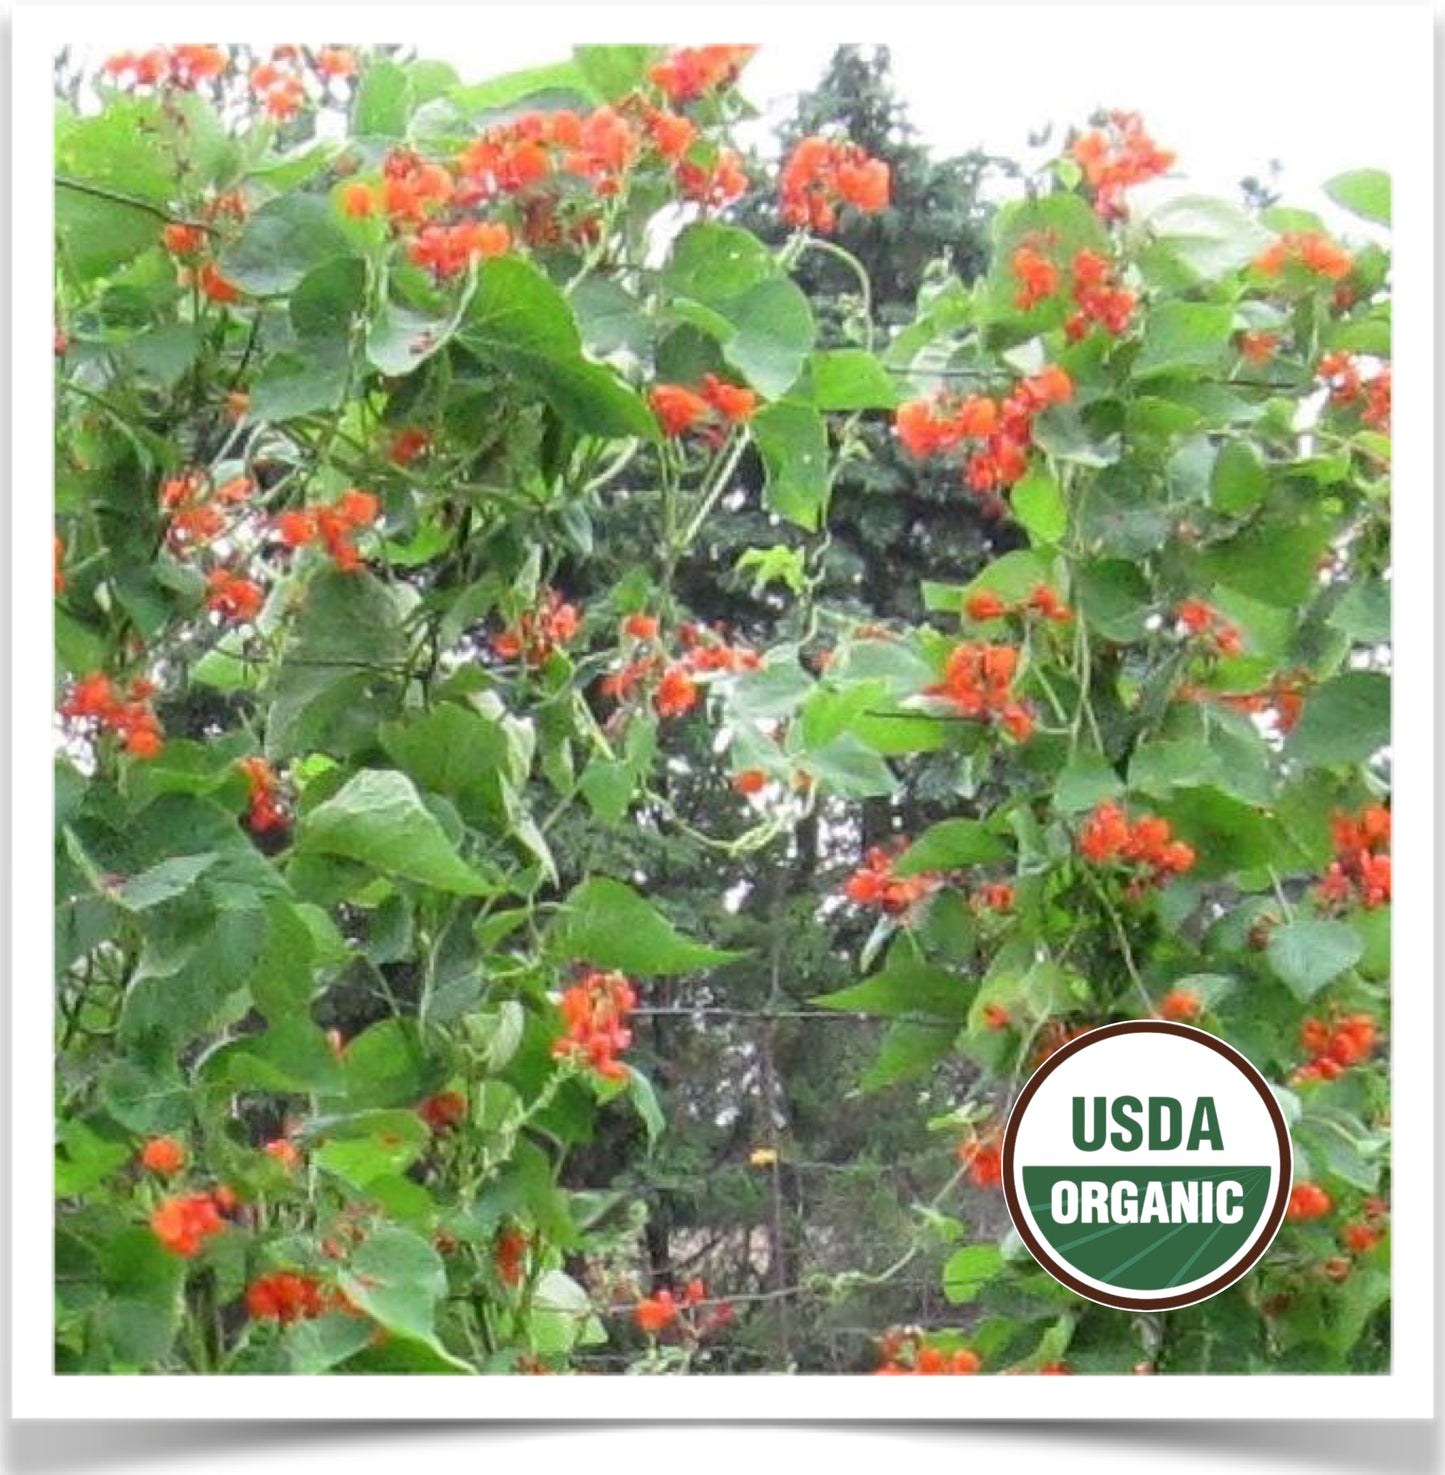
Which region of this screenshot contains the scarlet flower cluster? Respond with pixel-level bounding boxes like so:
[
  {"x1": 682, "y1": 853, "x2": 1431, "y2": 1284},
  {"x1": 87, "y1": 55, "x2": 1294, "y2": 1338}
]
[
  {"x1": 245, "y1": 1271, "x2": 332, "y2": 1323},
  {"x1": 1238, "y1": 330, "x2": 1280, "y2": 366},
  {"x1": 966, "y1": 584, "x2": 1073, "y2": 625},
  {"x1": 1294, "y1": 1012, "x2": 1380, "y2": 1084},
  {"x1": 675, "y1": 147, "x2": 750, "y2": 210},
  {"x1": 378, "y1": 149, "x2": 455, "y2": 226},
  {"x1": 1069, "y1": 111, "x2": 1174, "y2": 219},
  {"x1": 732, "y1": 768, "x2": 768, "y2": 795},
  {"x1": 957, "y1": 1134, "x2": 1003, "y2": 1190},
  {"x1": 494, "y1": 1226, "x2": 529, "y2": 1288},
  {"x1": 634, "y1": 1277, "x2": 707, "y2": 1334},
  {"x1": 408, "y1": 219, "x2": 512, "y2": 277},
  {"x1": 263, "y1": 1138, "x2": 301, "y2": 1170},
  {"x1": 150, "y1": 1187, "x2": 236, "y2": 1257},
  {"x1": 972, "y1": 882, "x2": 1016, "y2": 914},
  {"x1": 842, "y1": 843, "x2": 941, "y2": 916},
  {"x1": 247, "y1": 45, "x2": 350, "y2": 121},
  {"x1": 61, "y1": 673, "x2": 165, "y2": 759},
  {"x1": 239, "y1": 756, "x2": 288, "y2": 834},
  {"x1": 649, "y1": 375, "x2": 759, "y2": 438},
  {"x1": 895, "y1": 365, "x2": 1073, "y2": 498},
  {"x1": 779, "y1": 136, "x2": 891, "y2": 233},
  {"x1": 388, "y1": 427, "x2": 432, "y2": 467},
  {"x1": 160, "y1": 469, "x2": 252, "y2": 553},
  {"x1": 275, "y1": 488, "x2": 380, "y2": 572},
  {"x1": 455, "y1": 107, "x2": 644, "y2": 211},
  {"x1": 1341, "y1": 1199, "x2": 1388, "y2": 1255},
  {"x1": 1209, "y1": 672, "x2": 1308, "y2": 734},
  {"x1": 1318, "y1": 353, "x2": 1390, "y2": 432},
  {"x1": 139, "y1": 1136, "x2": 187, "y2": 1176},
  {"x1": 923, "y1": 643, "x2": 1035, "y2": 742},
  {"x1": 647, "y1": 45, "x2": 757, "y2": 104},
  {"x1": 205, "y1": 568, "x2": 264, "y2": 623},
  {"x1": 1175, "y1": 599, "x2": 1243, "y2": 658},
  {"x1": 1077, "y1": 802, "x2": 1196, "y2": 880},
  {"x1": 876, "y1": 1329, "x2": 982, "y2": 1375},
  {"x1": 1064, "y1": 248, "x2": 1138, "y2": 340},
  {"x1": 552, "y1": 969, "x2": 638, "y2": 1082},
  {"x1": 1011, "y1": 243, "x2": 1136, "y2": 339},
  {"x1": 1317, "y1": 805, "x2": 1391, "y2": 911},
  {"x1": 1254, "y1": 231, "x2": 1354, "y2": 281},
  {"x1": 1286, "y1": 1180, "x2": 1332, "y2": 1222},
  {"x1": 417, "y1": 1090, "x2": 467, "y2": 1132},
  {"x1": 599, "y1": 617, "x2": 760, "y2": 719},
  {"x1": 102, "y1": 45, "x2": 227, "y2": 91},
  {"x1": 1158, "y1": 988, "x2": 1203, "y2": 1022},
  {"x1": 491, "y1": 589, "x2": 581, "y2": 666}
]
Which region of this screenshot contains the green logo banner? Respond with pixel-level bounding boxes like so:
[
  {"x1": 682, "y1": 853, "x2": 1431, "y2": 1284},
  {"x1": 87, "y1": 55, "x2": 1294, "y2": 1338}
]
[{"x1": 1022, "y1": 1165, "x2": 1273, "y2": 1292}]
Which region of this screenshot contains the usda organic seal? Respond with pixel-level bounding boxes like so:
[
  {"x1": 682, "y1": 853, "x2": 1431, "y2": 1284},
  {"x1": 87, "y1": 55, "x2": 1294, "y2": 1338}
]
[{"x1": 1001, "y1": 1020, "x2": 1292, "y2": 1311}]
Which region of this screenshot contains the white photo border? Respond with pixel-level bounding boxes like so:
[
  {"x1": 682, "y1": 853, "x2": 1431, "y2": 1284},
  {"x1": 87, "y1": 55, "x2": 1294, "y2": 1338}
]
[{"x1": 11, "y1": 0, "x2": 1436, "y2": 1420}]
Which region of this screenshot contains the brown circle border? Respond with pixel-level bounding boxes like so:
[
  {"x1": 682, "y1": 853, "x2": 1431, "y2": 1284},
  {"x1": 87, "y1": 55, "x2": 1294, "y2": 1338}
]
[{"x1": 1000, "y1": 1019, "x2": 1294, "y2": 1312}]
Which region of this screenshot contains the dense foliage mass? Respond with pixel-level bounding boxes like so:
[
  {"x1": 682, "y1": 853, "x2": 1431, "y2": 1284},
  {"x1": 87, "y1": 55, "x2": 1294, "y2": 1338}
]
[{"x1": 54, "y1": 42, "x2": 1391, "y2": 1376}]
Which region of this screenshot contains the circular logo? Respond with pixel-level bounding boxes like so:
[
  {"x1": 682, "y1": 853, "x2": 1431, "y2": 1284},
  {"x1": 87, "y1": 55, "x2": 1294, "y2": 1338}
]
[{"x1": 1001, "y1": 1021, "x2": 1292, "y2": 1311}]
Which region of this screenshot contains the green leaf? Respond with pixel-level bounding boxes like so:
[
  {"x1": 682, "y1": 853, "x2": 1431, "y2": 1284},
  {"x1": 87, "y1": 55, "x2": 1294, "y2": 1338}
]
[
  {"x1": 1053, "y1": 753, "x2": 1124, "y2": 814},
  {"x1": 451, "y1": 63, "x2": 598, "y2": 114},
  {"x1": 943, "y1": 1244, "x2": 1004, "y2": 1304},
  {"x1": 1327, "y1": 580, "x2": 1391, "y2": 646},
  {"x1": 548, "y1": 877, "x2": 742, "y2": 976},
  {"x1": 803, "y1": 348, "x2": 899, "y2": 410},
  {"x1": 338, "y1": 1227, "x2": 454, "y2": 1350},
  {"x1": 296, "y1": 769, "x2": 496, "y2": 896},
  {"x1": 894, "y1": 819, "x2": 1010, "y2": 875},
  {"x1": 813, "y1": 956, "x2": 971, "y2": 1022},
  {"x1": 218, "y1": 195, "x2": 352, "y2": 297},
  {"x1": 353, "y1": 58, "x2": 413, "y2": 137},
  {"x1": 1142, "y1": 195, "x2": 1273, "y2": 280},
  {"x1": 1324, "y1": 169, "x2": 1391, "y2": 227},
  {"x1": 465, "y1": 257, "x2": 654, "y2": 438},
  {"x1": 1286, "y1": 671, "x2": 1390, "y2": 766},
  {"x1": 572, "y1": 45, "x2": 659, "y2": 100},
  {"x1": 1267, "y1": 921, "x2": 1364, "y2": 1002},
  {"x1": 1010, "y1": 465, "x2": 1068, "y2": 545},
  {"x1": 110, "y1": 854, "x2": 220, "y2": 912},
  {"x1": 1074, "y1": 560, "x2": 1153, "y2": 642},
  {"x1": 752, "y1": 401, "x2": 831, "y2": 530},
  {"x1": 1211, "y1": 441, "x2": 1269, "y2": 516},
  {"x1": 1133, "y1": 302, "x2": 1235, "y2": 381},
  {"x1": 715, "y1": 277, "x2": 817, "y2": 397},
  {"x1": 860, "y1": 1020, "x2": 956, "y2": 1090},
  {"x1": 265, "y1": 570, "x2": 408, "y2": 760}
]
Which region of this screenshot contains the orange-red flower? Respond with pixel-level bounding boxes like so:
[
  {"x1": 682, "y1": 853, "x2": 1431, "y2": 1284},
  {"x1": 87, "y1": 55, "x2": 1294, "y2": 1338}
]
[
  {"x1": 418, "y1": 1090, "x2": 467, "y2": 1132},
  {"x1": 150, "y1": 1190, "x2": 230, "y2": 1257},
  {"x1": 1254, "y1": 231, "x2": 1354, "y2": 282},
  {"x1": 245, "y1": 1271, "x2": 329, "y2": 1323},
  {"x1": 553, "y1": 969, "x2": 638, "y2": 1082},
  {"x1": 843, "y1": 843, "x2": 940, "y2": 917},
  {"x1": 495, "y1": 1226, "x2": 529, "y2": 1287},
  {"x1": 649, "y1": 384, "x2": 713, "y2": 438},
  {"x1": 1286, "y1": 1181, "x2": 1332, "y2": 1222},
  {"x1": 923, "y1": 642, "x2": 1034, "y2": 741},
  {"x1": 1238, "y1": 330, "x2": 1279, "y2": 366},
  {"x1": 1316, "y1": 806, "x2": 1391, "y2": 911},
  {"x1": 139, "y1": 1137, "x2": 187, "y2": 1176},
  {"x1": 958, "y1": 1135, "x2": 1002, "y2": 1189},
  {"x1": 408, "y1": 219, "x2": 511, "y2": 277},
  {"x1": 205, "y1": 569, "x2": 264, "y2": 623},
  {"x1": 780, "y1": 135, "x2": 890, "y2": 233},
  {"x1": 1159, "y1": 988, "x2": 1202, "y2": 1022},
  {"x1": 492, "y1": 589, "x2": 581, "y2": 666},
  {"x1": 654, "y1": 663, "x2": 700, "y2": 718},
  {"x1": 1077, "y1": 802, "x2": 1194, "y2": 882},
  {"x1": 1069, "y1": 111, "x2": 1173, "y2": 219},
  {"x1": 262, "y1": 1137, "x2": 301, "y2": 1171},
  {"x1": 648, "y1": 45, "x2": 756, "y2": 103},
  {"x1": 60, "y1": 672, "x2": 165, "y2": 759}
]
